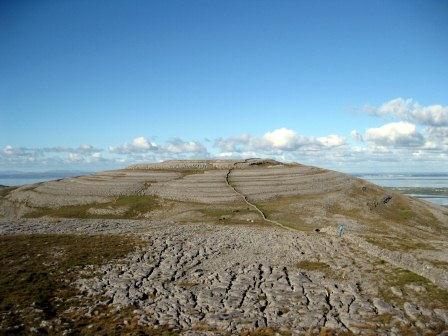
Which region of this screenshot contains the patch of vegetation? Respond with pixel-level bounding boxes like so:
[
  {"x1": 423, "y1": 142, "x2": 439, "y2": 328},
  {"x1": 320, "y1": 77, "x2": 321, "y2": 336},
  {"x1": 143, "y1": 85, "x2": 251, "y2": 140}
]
[
  {"x1": 369, "y1": 196, "x2": 416, "y2": 223},
  {"x1": 296, "y1": 261, "x2": 331, "y2": 274},
  {"x1": 0, "y1": 234, "x2": 152, "y2": 335},
  {"x1": 316, "y1": 328, "x2": 354, "y2": 336},
  {"x1": 256, "y1": 196, "x2": 320, "y2": 231},
  {"x1": 387, "y1": 269, "x2": 428, "y2": 288},
  {"x1": 67, "y1": 305, "x2": 180, "y2": 336},
  {"x1": 177, "y1": 280, "x2": 198, "y2": 289},
  {"x1": 0, "y1": 186, "x2": 16, "y2": 198},
  {"x1": 327, "y1": 202, "x2": 362, "y2": 219},
  {"x1": 367, "y1": 194, "x2": 447, "y2": 235},
  {"x1": 429, "y1": 260, "x2": 448, "y2": 270},
  {"x1": 197, "y1": 205, "x2": 267, "y2": 226},
  {"x1": 365, "y1": 236, "x2": 436, "y2": 252},
  {"x1": 396, "y1": 208, "x2": 415, "y2": 221},
  {"x1": 26, "y1": 195, "x2": 160, "y2": 219},
  {"x1": 113, "y1": 195, "x2": 159, "y2": 216},
  {"x1": 199, "y1": 207, "x2": 232, "y2": 219},
  {"x1": 240, "y1": 327, "x2": 292, "y2": 336},
  {"x1": 348, "y1": 185, "x2": 445, "y2": 229},
  {"x1": 380, "y1": 268, "x2": 448, "y2": 309}
]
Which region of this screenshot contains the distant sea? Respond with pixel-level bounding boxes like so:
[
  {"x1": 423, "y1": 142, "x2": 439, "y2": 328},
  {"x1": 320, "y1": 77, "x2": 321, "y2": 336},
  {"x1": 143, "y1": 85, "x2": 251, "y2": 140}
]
[
  {"x1": 0, "y1": 171, "x2": 90, "y2": 187},
  {"x1": 354, "y1": 173, "x2": 448, "y2": 206}
]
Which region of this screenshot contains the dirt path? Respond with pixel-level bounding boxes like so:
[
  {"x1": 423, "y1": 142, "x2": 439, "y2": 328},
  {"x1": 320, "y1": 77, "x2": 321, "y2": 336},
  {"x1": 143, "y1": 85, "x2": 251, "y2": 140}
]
[{"x1": 225, "y1": 161, "x2": 294, "y2": 232}]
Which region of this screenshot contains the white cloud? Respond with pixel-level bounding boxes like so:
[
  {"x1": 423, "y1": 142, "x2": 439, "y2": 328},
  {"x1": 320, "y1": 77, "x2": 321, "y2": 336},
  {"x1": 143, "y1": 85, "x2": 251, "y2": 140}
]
[
  {"x1": 109, "y1": 136, "x2": 158, "y2": 154},
  {"x1": 214, "y1": 134, "x2": 251, "y2": 152},
  {"x1": 44, "y1": 144, "x2": 101, "y2": 155},
  {"x1": 350, "y1": 130, "x2": 363, "y2": 142},
  {"x1": 427, "y1": 127, "x2": 448, "y2": 146},
  {"x1": 366, "y1": 98, "x2": 448, "y2": 127},
  {"x1": 364, "y1": 121, "x2": 424, "y2": 147},
  {"x1": 3, "y1": 145, "x2": 29, "y2": 157},
  {"x1": 263, "y1": 128, "x2": 298, "y2": 149},
  {"x1": 165, "y1": 138, "x2": 207, "y2": 154},
  {"x1": 68, "y1": 153, "x2": 82, "y2": 162},
  {"x1": 108, "y1": 136, "x2": 210, "y2": 162},
  {"x1": 132, "y1": 137, "x2": 154, "y2": 150},
  {"x1": 0, "y1": 144, "x2": 108, "y2": 168},
  {"x1": 213, "y1": 128, "x2": 346, "y2": 155},
  {"x1": 4, "y1": 106, "x2": 448, "y2": 171},
  {"x1": 317, "y1": 134, "x2": 345, "y2": 148}
]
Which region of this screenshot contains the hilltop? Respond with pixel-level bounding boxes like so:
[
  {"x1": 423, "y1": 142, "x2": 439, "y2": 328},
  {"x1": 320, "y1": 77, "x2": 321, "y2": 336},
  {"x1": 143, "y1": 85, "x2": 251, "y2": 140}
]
[{"x1": 0, "y1": 159, "x2": 447, "y2": 335}]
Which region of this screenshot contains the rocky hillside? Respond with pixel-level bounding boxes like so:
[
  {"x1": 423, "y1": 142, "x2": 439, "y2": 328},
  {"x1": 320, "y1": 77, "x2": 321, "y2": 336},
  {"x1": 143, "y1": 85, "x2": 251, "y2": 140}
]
[{"x1": 1, "y1": 159, "x2": 447, "y2": 335}]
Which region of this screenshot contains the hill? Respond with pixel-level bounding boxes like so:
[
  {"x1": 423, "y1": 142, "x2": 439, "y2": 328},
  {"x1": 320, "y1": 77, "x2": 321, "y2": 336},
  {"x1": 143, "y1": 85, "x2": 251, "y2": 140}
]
[{"x1": 0, "y1": 159, "x2": 447, "y2": 334}]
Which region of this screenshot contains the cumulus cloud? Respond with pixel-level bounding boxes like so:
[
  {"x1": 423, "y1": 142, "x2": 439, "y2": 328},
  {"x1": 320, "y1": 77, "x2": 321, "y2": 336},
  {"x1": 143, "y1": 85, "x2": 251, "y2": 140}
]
[
  {"x1": 2, "y1": 144, "x2": 102, "y2": 157},
  {"x1": 213, "y1": 128, "x2": 346, "y2": 155},
  {"x1": 109, "y1": 137, "x2": 158, "y2": 154},
  {"x1": 263, "y1": 128, "x2": 298, "y2": 149},
  {"x1": 0, "y1": 143, "x2": 106, "y2": 168},
  {"x1": 317, "y1": 134, "x2": 345, "y2": 148},
  {"x1": 427, "y1": 127, "x2": 448, "y2": 145},
  {"x1": 364, "y1": 122, "x2": 424, "y2": 147},
  {"x1": 165, "y1": 138, "x2": 207, "y2": 154},
  {"x1": 4, "y1": 104, "x2": 448, "y2": 171},
  {"x1": 44, "y1": 144, "x2": 102, "y2": 155},
  {"x1": 108, "y1": 136, "x2": 210, "y2": 162},
  {"x1": 2, "y1": 145, "x2": 32, "y2": 157},
  {"x1": 366, "y1": 98, "x2": 448, "y2": 127},
  {"x1": 68, "y1": 153, "x2": 82, "y2": 162},
  {"x1": 350, "y1": 130, "x2": 363, "y2": 142},
  {"x1": 214, "y1": 134, "x2": 251, "y2": 153}
]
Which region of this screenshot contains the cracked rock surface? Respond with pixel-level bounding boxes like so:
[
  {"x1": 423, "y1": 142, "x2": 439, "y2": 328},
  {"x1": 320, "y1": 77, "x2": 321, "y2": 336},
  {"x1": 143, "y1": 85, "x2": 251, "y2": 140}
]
[{"x1": 70, "y1": 221, "x2": 447, "y2": 335}]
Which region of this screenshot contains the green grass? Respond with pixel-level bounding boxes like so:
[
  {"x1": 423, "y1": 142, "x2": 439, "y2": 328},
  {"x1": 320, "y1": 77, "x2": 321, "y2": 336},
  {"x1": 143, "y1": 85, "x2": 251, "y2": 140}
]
[{"x1": 26, "y1": 195, "x2": 160, "y2": 219}]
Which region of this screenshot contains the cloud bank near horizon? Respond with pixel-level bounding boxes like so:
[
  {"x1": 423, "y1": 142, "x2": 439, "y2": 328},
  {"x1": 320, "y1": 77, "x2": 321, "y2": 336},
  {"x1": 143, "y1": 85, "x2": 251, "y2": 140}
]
[{"x1": 2, "y1": 98, "x2": 448, "y2": 172}]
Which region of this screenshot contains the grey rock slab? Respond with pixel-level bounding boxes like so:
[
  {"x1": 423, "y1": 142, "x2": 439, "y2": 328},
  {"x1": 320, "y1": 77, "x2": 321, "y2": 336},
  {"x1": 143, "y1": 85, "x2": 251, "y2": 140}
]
[{"x1": 403, "y1": 302, "x2": 421, "y2": 321}]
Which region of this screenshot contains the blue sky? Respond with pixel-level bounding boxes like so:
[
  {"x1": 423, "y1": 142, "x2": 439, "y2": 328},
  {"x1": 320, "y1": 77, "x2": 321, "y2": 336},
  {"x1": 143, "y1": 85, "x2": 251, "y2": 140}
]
[{"x1": 1, "y1": 0, "x2": 447, "y2": 172}]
